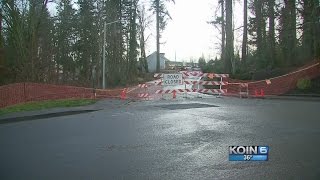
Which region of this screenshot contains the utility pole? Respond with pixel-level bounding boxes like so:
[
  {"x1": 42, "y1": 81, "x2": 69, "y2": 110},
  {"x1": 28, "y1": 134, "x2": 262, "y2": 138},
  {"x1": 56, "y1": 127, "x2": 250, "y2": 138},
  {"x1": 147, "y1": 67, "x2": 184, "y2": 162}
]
[{"x1": 156, "y1": 0, "x2": 160, "y2": 73}]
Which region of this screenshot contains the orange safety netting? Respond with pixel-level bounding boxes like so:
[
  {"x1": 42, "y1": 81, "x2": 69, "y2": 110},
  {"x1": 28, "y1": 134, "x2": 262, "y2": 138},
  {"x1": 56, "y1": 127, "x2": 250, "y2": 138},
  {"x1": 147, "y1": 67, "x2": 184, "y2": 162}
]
[
  {"x1": 1, "y1": 61, "x2": 319, "y2": 107},
  {"x1": 0, "y1": 83, "x2": 123, "y2": 108},
  {"x1": 227, "y1": 60, "x2": 320, "y2": 97}
]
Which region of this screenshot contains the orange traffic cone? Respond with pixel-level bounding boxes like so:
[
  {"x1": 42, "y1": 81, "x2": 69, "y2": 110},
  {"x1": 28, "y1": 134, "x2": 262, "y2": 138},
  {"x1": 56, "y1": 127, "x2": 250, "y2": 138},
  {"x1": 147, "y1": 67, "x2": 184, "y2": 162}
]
[{"x1": 120, "y1": 88, "x2": 127, "y2": 100}]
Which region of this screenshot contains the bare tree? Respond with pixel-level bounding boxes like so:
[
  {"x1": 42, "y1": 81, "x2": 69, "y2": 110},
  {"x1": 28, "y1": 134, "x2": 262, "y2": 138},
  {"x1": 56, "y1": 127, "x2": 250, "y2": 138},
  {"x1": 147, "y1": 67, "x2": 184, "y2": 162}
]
[
  {"x1": 138, "y1": 5, "x2": 152, "y2": 73},
  {"x1": 152, "y1": 0, "x2": 175, "y2": 73}
]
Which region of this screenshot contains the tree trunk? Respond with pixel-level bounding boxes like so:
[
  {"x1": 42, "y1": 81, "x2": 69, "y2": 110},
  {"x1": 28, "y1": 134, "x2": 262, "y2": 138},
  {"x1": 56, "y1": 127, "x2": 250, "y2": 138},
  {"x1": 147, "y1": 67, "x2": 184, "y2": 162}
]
[
  {"x1": 156, "y1": 0, "x2": 160, "y2": 73},
  {"x1": 221, "y1": 0, "x2": 226, "y2": 64},
  {"x1": 241, "y1": 0, "x2": 247, "y2": 64},
  {"x1": 140, "y1": 32, "x2": 148, "y2": 73},
  {"x1": 255, "y1": 0, "x2": 263, "y2": 63},
  {"x1": 268, "y1": 0, "x2": 275, "y2": 67},
  {"x1": 128, "y1": 0, "x2": 138, "y2": 81},
  {"x1": 225, "y1": 0, "x2": 233, "y2": 74},
  {"x1": 138, "y1": 5, "x2": 149, "y2": 73},
  {"x1": 288, "y1": 0, "x2": 296, "y2": 65}
]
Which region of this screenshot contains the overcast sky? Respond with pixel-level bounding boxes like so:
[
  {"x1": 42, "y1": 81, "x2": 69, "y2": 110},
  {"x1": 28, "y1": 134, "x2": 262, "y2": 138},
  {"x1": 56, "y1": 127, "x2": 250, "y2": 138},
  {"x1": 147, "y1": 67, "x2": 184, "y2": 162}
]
[
  {"x1": 144, "y1": 0, "x2": 217, "y2": 62},
  {"x1": 48, "y1": 0, "x2": 244, "y2": 62},
  {"x1": 145, "y1": 0, "x2": 244, "y2": 62}
]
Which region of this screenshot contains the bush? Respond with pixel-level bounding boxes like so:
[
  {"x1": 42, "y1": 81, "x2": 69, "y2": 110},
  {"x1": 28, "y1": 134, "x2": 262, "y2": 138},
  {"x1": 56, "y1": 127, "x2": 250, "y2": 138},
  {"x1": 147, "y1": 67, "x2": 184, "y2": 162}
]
[{"x1": 297, "y1": 78, "x2": 311, "y2": 90}]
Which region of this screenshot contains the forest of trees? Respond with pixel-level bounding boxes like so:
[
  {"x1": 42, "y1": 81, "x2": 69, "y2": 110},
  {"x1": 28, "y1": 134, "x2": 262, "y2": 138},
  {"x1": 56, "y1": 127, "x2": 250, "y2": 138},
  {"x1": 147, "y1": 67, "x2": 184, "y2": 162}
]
[
  {"x1": 0, "y1": 0, "x2": 319, "y2": 86},
  {"x1": 206, "y1": 0, "x2": 320, "y2": 79},
  {"x1": 0, "y1": 0, "x2": 173, "y2": 87}
]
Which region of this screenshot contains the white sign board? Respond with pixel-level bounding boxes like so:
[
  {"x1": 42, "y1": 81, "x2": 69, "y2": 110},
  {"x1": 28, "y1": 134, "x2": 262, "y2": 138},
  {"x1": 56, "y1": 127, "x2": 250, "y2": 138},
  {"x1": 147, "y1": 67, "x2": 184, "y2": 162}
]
[{"x1": 163, "y1": 74, "x2": 183, "y2": 86}]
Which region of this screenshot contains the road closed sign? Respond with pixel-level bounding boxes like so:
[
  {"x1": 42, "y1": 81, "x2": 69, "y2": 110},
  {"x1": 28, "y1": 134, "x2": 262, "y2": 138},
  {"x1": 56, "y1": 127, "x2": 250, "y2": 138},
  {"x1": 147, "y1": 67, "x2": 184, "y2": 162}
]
[{"x1": 163, "y1": 74, "x2": 183, "y2": 86}]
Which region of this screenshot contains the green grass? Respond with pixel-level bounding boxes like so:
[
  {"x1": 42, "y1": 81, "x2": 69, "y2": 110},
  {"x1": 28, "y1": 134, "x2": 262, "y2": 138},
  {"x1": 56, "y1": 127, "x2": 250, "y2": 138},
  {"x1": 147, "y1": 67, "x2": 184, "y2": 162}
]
[{"x1": 0, "y1": 99, "x2": 98, "y2": 116}]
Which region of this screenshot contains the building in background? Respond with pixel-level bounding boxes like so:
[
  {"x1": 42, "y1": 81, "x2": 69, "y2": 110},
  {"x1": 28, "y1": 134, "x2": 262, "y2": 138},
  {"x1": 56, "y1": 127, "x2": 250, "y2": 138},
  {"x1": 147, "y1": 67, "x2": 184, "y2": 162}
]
[
  {"x1": 166, "y1": 61, "x2": 183, "y2": 70},
  {"x1": 146, "y1": 52, "x2": 170, "y2": 72},
  {"x1": 184, "y1": 62, "x2": 199, "y2": 67}
]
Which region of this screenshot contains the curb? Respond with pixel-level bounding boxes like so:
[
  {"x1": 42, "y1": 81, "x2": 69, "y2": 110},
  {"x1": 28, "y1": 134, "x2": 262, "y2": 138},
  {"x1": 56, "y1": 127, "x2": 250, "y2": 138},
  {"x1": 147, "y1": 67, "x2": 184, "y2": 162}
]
[
  {"x1": 217, "y1": 93, "x2": 320, "y2": 101},
  {"x1": 282, "y1": 94, "x2": 320, "y2": 98},
  {"x1": 0, "y1": 109, "x2": 99, "y2": 125},
  {"x1": 0, "y1": 99, "x2": 134, "y2": 123},
  {"x1": 263, "y1": 95, "x2": 320, "y2": 101}
]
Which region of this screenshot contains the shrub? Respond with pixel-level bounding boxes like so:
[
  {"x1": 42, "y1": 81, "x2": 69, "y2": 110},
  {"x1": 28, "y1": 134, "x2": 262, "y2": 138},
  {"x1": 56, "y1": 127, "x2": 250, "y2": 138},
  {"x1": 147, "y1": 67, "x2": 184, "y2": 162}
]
[{"x1": 297, "y1": 78, "x2": 311, "y2": 90}]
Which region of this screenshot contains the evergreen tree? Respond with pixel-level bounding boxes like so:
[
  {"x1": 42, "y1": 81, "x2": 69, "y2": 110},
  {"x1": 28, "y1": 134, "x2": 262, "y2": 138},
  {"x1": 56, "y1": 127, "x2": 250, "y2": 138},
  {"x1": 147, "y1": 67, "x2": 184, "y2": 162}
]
[
  {"x1": 301, "y1": 0, "x2": 320, "y2": 60},
  {"x1": 76, "y1": 0, "x2": 99, "y2": 84},
  {"x1": 36, "y1": 8, "x2": 55, "y2": 82},
  {"x1": 279, "y1": 0, "x2": 296, "y2": 66},
  {"x1": 56, "y1": 0, "x2": 77, "y2": 82}
]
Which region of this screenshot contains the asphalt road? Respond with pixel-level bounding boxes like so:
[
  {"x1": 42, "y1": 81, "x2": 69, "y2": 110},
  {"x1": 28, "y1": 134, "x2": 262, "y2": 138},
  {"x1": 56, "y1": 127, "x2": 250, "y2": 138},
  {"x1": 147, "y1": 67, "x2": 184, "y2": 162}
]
[{"x1": 0, "y1": 97, "x2": 320, "y2": 179}]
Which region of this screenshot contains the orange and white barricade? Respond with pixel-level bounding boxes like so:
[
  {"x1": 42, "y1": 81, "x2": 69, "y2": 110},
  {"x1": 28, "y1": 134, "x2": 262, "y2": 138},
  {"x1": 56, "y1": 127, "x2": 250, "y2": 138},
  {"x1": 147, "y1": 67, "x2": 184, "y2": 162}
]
[
  {"x1": 153, "y1": 72, "x2": 229, "y2": 99},
  {"x1": 137, "y1": 84, "x2": 150, "y2": 100}
]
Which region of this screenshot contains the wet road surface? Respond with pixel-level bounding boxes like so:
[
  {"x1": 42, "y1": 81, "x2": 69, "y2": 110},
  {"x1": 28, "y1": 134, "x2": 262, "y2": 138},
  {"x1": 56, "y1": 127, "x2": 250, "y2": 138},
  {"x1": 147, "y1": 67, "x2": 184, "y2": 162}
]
[{"x1": 0, "y1": 98, "x2": 320, "y2": 179}]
